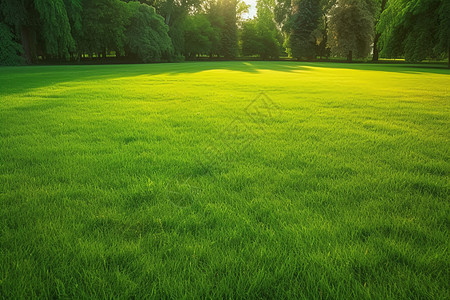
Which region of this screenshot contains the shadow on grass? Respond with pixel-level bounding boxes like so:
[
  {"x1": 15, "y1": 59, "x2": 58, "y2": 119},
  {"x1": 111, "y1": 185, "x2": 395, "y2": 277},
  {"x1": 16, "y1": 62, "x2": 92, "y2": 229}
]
[{"x1": 0, "y1": 61, "x2": 448, "y2": 95}]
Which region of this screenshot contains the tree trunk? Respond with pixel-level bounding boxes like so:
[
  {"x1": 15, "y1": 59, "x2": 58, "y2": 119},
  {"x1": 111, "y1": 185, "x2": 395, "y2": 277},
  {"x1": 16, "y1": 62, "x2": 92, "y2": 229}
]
[
  {"x1": 372, "y1": 33, "x2": 381, "y2": 62},
  {"x1": 347, "y1": 50, "x2": 352, "y2": 62}
]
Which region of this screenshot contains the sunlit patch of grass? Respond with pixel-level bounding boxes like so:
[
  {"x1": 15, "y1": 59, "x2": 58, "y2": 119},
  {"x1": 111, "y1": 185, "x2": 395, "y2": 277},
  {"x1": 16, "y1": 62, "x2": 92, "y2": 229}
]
[{"x1": 0, "y1": 62, "x2": 449, "y2": 298}]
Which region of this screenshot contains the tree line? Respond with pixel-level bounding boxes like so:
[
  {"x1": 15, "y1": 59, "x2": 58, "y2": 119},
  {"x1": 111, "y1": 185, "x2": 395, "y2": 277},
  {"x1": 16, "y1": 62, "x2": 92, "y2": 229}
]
[{"x1": 0, "y1": 0, "x2": 449, "y2": 65}]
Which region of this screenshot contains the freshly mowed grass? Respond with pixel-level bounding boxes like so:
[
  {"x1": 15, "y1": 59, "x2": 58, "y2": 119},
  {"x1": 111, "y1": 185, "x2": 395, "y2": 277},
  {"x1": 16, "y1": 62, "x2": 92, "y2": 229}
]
[{"x1": 0, "y1": 62, "x2": 449, "y2": 298}]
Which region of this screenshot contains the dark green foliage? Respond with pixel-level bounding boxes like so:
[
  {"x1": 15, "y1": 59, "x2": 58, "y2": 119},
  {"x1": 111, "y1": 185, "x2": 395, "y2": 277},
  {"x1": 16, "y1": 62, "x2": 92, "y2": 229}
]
[
  {"x1": 125, "y1": 1, "x2": 173, "y2": 62},
  {"x1": 184, "y1": 14, "x2": 218, "y2": 58},
  {"x1": 378, "y1": 0, "x2": 449, "y2": 63},
  {"x1": 240, "y1": 0, "x2": 281, "y2": 59},
  {"x1": 64, "y1": 0, "x2": 83, "y2": 54},
  {"x1": 255, "y1": 0, "x2": 282, "y2": 58},
  {"x1": 436, "y1": 0, "x2": 450, "y2": 58},
  {"x1": 156, "y1": 0, "x2": 186, "y2": 55},
  {"x1": 0, "y1": 0, "x2": 77, "y2": 62},
  {"x1": 206, "y1": 0, "x2": 225, "y2": 57},
  {"x1": 327, "y1": 0, "x2": 375, "y2": 61},
  {"x1": 274, "y1": 0, "x2": 292, "y2": 31},
  {"x1": 371, "y1": 0, "x2": 387, "y2": 61},
  {"x1": 241, "y1": 20, "x2": 262, "y2": 56},
  {"x1": 256, "y1": 27, "x2": 280, "y2": 59},
  {"x1": 34, "y1": 0, "x2": 75, "y2": 59},
  {"x1": 0, "y1": 0, "x2": 29, "y2": 26},
  {"x1": 154, "y1": 0, "x2": 203, "y2": 56},
  {"x1": 0, "y1": 23, "x2": 24, "y2": 65},
  {"x1": 80, "y1": 0, "x2": 129, "y2": 57},
  {"x1": 0, "y1": 0, "x2": 448, "y2": 63},
  {"x1": 0, "y1": 1, "x2": 37, "y2": 63},
  {"x1": 168, "y1": 20, "x2": 185, "y2": 56},
  {"x1": 240, "y1": 19, "x2": 280, "y2": 59},
  {"x1": 275, "y1": 0, "x2": 329, "y2": 59},
  {"x1": 286, "y1": 0, "x2": 321, "y2": 59},
  {"x1": 220, "y1": 0, "x2": 238, "y2": 58},
  {"x1": 316, "y1": 16, "x2": 330, "y2": 59},
  {"x1": 437, "y1": 0, "x2": 450, "y2": 54}
]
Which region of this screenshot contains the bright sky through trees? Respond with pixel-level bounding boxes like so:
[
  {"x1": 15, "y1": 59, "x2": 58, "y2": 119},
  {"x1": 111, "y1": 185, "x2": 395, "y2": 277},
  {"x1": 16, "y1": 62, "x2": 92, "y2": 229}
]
[{"x1": 243, "y1": 0, "x2": 257, "y2": 19}]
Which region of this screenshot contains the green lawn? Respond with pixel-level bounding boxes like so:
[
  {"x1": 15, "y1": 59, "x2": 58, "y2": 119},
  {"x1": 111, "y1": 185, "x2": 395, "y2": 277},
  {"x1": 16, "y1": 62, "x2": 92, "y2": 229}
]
[{"x1": 0, "y1": 62, "x2": 449, "y2": 299}]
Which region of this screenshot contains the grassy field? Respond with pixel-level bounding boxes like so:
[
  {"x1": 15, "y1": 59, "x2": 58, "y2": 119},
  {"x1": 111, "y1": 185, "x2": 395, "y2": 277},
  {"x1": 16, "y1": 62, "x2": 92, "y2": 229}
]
[{"x1": 0, "y1": 62, "x2": 449, "y2": 299}]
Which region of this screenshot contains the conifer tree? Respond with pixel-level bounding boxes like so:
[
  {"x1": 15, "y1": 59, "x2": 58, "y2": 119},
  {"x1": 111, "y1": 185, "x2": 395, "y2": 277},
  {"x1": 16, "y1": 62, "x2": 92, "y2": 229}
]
[
  {"x1": 221, "y1": 0, "x2": 238, "y2": 59},
  {"x1": 286, "y1": 0, "x2": 321, "y2": 59}
]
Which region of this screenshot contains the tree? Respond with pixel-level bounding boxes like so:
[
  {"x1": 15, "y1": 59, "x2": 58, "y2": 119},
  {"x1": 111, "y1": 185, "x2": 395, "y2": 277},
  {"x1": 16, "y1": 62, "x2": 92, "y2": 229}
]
[
  {"x1": 240, "y1": 19, "x2": 280, "y2": 59},
  {"x1": 275, "y1": 0, "x2": 330, "y2": 59},
  {"x1": 255, "y1": 0, "x2": 282, "y2": 59},
  {"x1": 378, "y1": 0, "x2": 450, "y2": 65},
  {"x1": 315, "y1": 14, "x2": 330, "y2": 59},
  {"x1": 79, "y1": 0, "x2": 129, "y2": 58},
  {"x1": 437, "y1": 0, "x2": 450, "y2": 67},
  {"x1": 0, "y1": 23, "x2": 25, "y2": 65},
  {"x1": 64, "y1": 0, "x2": 83, "y2": 59},
  {"x1": 0, "y1": 0, "x2": 79, "y2": 62},
  {"x1": 206, "y1": 0, "x2": 225, "y2": 57},
  {"x1": 315, "y1": 0, "x2": 334, "y2": 59},
  {"x1": 125, "y1": 1, "x2": 173, "y2": 62},
  {"x1": 155, "y1": 0, "x2": 185, "y2": 56},
  {"x1": 221, "y1": 0, "x2": 239, "y2": 58},
  {"x1": 327, "y1": 0, "x2": 375, "y2": 62},
  {"x1": 372, "y1": 0, "x2": 387, "y2": 61},
  {"x1": 153, "y1": 0, "x2": 202, "y2": 58},
  {"x1": 0, "y1": 0, "x2": 36, "y2": 63},
  {"x1": 184, "y1": 14, "x2": 218, "y2": 59},
  {"x1": 34, "y1": 0, "x2": 77, "y2": 60},
  {"x1": 274, "y1": 0, "x2": 292, "y2": 32},
  {"x1": 285, "y1": 0, "x2": 321, "y2": 59},
  {"x1": 241, "y1": 20, "x2": 262, "y2": 56}
]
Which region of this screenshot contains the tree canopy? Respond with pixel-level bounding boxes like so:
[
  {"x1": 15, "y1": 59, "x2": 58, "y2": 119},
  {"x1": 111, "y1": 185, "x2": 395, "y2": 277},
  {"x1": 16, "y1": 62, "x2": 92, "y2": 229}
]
[
  {"x1": 0, "y1": 23, "x2": 24, "y2": 65},
  {"x1": 378, "y1": 0, "x2": 449, "y2": 63},
  {"x1": 327, "y1": 0, "x2": 375, "y2": 62},
  {"x1": 240, "y1": 0, "x2": 281, "y2": 59},
  {"x1": 0, "y1": 0, "x2": 448, "y2": 65},
  {"x1": 285, "y1": 0, "x2": 322, "y2": 60},
  {"x1": 125, "y1": 1, "x2": 173, "y2": 62}
]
